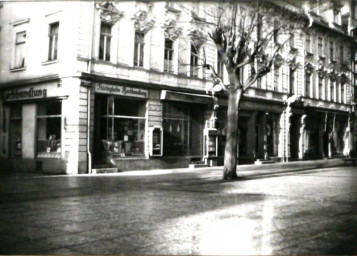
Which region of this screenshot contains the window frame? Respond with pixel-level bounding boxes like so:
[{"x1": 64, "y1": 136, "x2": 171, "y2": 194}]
[
  {"x1": 99, "y1": 22, "x2": 112, "y2": 61},
  {"x1": 289, "y1": 67, "x2": 295, "y2": 94},
  {"x1": 134, "y1": 31, "x2": 145, "y2": 67},
  {"x1": 14, "y1": 30, "x2": 26, "y2": 68},
  {"x1": 318, "y1": 37, "x2": 323, "y2": 57},
  {"x1": 164, "y1": 38, "x2": 174, "y2": 73},
  {"x1": 190, "y1": 44, "x2": 199, "y2": 77},
  {"x1": 36, "y1": 101, "x2": 62, "y2": 157},
  {"x1": 305, "y1": 72, "x2": 311, "y2": 98},
  {"x1": 274, "y1": 64, "x2": 280, "y2": 91},
  {"x1": 48, "y1": 22, "x2": 59, "y2": 61}
]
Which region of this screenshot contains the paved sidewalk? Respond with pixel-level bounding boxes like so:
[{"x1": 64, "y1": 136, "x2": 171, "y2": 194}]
[{"x1": 106, "y1": 158, "x2": 344, "y2": 177}]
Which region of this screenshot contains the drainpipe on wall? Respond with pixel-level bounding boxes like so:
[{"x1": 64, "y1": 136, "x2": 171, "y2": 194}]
[
  {"x1": 87, "y1": 88, "x2": 92, "y2": 174},
  {"x1": 86, "y1": 2, "x2": 95, "y2": 174}
]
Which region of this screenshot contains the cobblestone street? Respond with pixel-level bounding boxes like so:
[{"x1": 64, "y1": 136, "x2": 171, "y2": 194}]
[{"x1": 1, "y1": 161, "x2": 357, "y2": 255}]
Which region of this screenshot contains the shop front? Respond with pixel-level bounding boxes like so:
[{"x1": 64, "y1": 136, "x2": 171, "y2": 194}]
[
  {"x1": 0, "y1": 83, "x2": 68, "y2": 173},
  {"x1": 93, "y1": 83, "x2": 148, "y2": 167}
]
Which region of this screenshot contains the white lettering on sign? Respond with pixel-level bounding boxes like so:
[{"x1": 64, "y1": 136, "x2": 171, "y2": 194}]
[{"x1": 95, "y1": 83, "x2": 148, "y2": 98}]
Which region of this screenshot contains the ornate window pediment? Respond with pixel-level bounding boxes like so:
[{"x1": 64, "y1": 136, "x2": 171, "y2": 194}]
[
  {"x1": 273, "y1": 53, "x2": 284, "y2": 67},
  {"x1": 305, "y1": 62, "x2": 315, "y2": 74},
  {"x1": 329, "y1": 69, "x2": 337, "y2": 81},
  {"x1": 318, "y1": 69, "x2": 326, "y2": 78},
  {"x1": 339, "y1": 73, "x2": 349, "y2": 84},
  {"x1": 96, "y1": 2, "x2": 123, "y2": 24},
  {"x1": 162, "y1": 19, "x2": 182, "y2": 41},
  {"x1": 188, "y1": 28, "x2": 206, "y2": 48},
  {"x1": 132, "y1": 10, "x2": 154, "y2": 34}
]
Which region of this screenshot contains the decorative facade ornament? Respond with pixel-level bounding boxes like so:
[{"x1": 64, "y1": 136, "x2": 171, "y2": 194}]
[
  {"x1": 339, "y1": 73, "x2": 349, "y2": 84},
  {"x1": 318, "y1": 69, "x2": 326, "y2": 78},
  {"x1": 132, "y1": 10, "x2": 155, "y2": 33},
  {"x1": 340, "y1": 61, "x2": 351, "y2": 72},
  {"x1": 96, "y1": 2, "x2": 123, "y2": 24},
  {"x1": 162, "y1": 19, "x2": 182, "y2": 40},
  {"x1": 273, "y1": 53, "x2": 284, "y2": 67},
  {"x1": 188, "y1": 28, "x2": 206, "y2": 48},
  {"x1": 329, "y1": 69, "x2": 337, "y2": 81},
  {"x1": 305, "y1": 62, "x2": 315, "y2": 74}
]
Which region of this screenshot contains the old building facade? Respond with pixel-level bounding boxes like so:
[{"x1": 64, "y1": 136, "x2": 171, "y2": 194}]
[{"x1": 0, "y1": 1, "x2": 355, "y2": 174}]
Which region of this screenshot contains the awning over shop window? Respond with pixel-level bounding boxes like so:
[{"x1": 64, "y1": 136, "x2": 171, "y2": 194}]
[{"x1": 160, "y1": 90, "x2": 213, "y2": 105}]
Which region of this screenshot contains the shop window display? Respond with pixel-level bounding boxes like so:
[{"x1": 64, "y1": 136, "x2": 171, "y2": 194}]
[
  {"x1": 99, "y1": 96, "x2": 146, "y2": 158},
  {"x1": 36, "y1": 101, "x2": 61, "y2": 158},
  {"x1": 9, "y1": 105, "x2": 22, "y2": 158}
]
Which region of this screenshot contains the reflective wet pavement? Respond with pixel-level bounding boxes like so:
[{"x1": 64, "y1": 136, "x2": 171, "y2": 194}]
[{"x1": 0, "y1": 162, "x2": 357, "y2": 255}]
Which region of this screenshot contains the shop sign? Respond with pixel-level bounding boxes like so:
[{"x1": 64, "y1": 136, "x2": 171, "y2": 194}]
[
  {"x1": 2, "y1": 88, "x2": 47, "y2": 101},
  {"x1": 95, "y1": 83, "x2": 148, "y2": 98}
]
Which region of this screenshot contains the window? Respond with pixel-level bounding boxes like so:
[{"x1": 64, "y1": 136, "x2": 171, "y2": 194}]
[
  {"x1": 318, "y1": 37, "x2": 322, "y2": 56},
  {"x1": 336, "y1": 81, "x2": 340, "y2": 102},
  {"x1": 329, "y1": 41, "x2": 334, "y2": 62},
  {"x1": 9, "y1": 105, "x2": 22, "y2": 158},
  {"x1": 274, "y1": 64, "x2": 279, "y2": 91},
  {"x1": 353, "y1": 1, "x2": 357, "y2": 20},
  {"x1": 289, "y1": 68, "x2": 295, "y2": 94},
  {"x1": 305, "y1": 73, "x2": 311, "y2": 97},
  {"x1": 340, "y1": 45, "x2": 344, "y2": 62},
  {"x1": 36, "y1": 101, "x2": 62, "y2": 158},
  {"x1": 319, "y1": 77, "x2": 323, "y2": 100},
  {"x1": 217, "y1": 51, "x2": 224, "y2": 78},
  {"x1": 325, "y1": 77, "x2": 329, "y2": 101},
  {"x1": 163, "y1": 102, "x2": 203, "y2": 156},
  {"x1": 48, "y1": 22, "x2": 59, "y2": 61},
  {"x1": 330, "y1": 80, "x2": 335, "y2": 101},
  {"x1": 341, "y1": 82, "x2": 345, "y2": 103},
  {"x1": 306, "y1": 34, "x2": 311, "y2": 52},
  {"x1": 333, "y1": 7, "x2": 340, "y2": 24},
  {"x1": 134, "y1": 31, "x2": 144, "y2": 67},
  {"x1": 164, "y1": 38, "x2": 174, "y2": 73},
  {"x1": 190, "y1": 44, "x2": 199, "y2": 77},
  {"x1": 274, "y1": 20, "x2": 279, "y2": 44},
  {"x1": 99, "y1": 22, "x2": 112, "y2": 61},
  {"x1": 99, "y1": 96, "x2": 146, "y2": 157},
  {"x1": 257, "y1": 14, "x2": 262, "y2": 40},
  {"x1": 14, "y1": 31, "x2": 26, "y2": 68},
  {"x1": 289, "y1": 25, "x2": 295, "y2": 48}
]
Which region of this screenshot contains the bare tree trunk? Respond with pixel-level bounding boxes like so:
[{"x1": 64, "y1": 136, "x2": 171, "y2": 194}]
[{"x1": 223, "y1": 88, "x2": 242, "y2": 180}]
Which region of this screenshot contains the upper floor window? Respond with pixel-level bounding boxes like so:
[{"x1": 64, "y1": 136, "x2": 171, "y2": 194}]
[
  {"x1": 353, "y1": 1, "x2": 357, "y2": 20},
  {"x1": 14, "y1": 31, "x2": 26, "y2": 68},
  {"x1": 257, "y1": 14, "x2": 263, "y2": 41},
  {"x1": 289, "y1": 68, "x2": 295, "y2": 94},
  {"x1": 48, "y1": 22, "x2": 59, "y2": 61},
  {"x1": 273, "y1": 20, "x2": 279, "y2": 44},
  {"x1": 319, "y1": 77, "x2": 323, "y2": 100},
  {"x1": 164, "y1": 38, "x2": 174, "y2": 73},
  {"x1": 134, "y1": 31, "x2": 144, "y2": 67},
  {"x1": 318, "y1": 37, "x2": 323, "y2": 56},
  {"x1": 190, "y1": 44, "x2": 199, "y2": 77},
  {"x1": 289, "y1": 25, "x2": 295, "y2": 48},
  {"x1": 305, "y1": 34, "x2": 311, "y2": 52},
  {"x1": 340, "y1": 45, "x2": 344, "y2": 62},
  {"x1": 274, "y1": 64, "x2": 279, "y2": 91},
  {"x1": 99, "y1": 22, "x2": 112, "y2": 61},
  {"x1": 333, "y1": 7, "x2": 340, "y2": 24},
  {"x1": 329, "y1": 41, "x2": 334, "y2": 62},
  {"x1": 325, "y1": 77, "x2": 329, "y2": 101},
  {"x1": 305, "y1": 73, "x2": 311, "y2": 97},
  {"x1": 341, "y1": 82, "x2": 345, "y2": 103},
  {"x1": 217, "y1": 51, "x2": 224, "y2": 78},
  {"x1": 330, "y1": 80, "x2": 335, "y2": 101}
]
